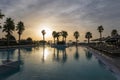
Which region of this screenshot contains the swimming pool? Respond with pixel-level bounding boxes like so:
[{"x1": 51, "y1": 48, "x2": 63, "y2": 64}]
[{"x1": 0, "y1": 46, "x2": 118, "y2": 80}]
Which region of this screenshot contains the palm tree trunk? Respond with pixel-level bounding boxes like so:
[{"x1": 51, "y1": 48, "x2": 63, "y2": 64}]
[
  {"x1": 88, "y1": 38, "x2": 90, "y2": 44},
  {"x1": 43, "y1": 35, "x2": 45, "y2": 41},
  {"x1": 76, "y1": 39, "x2": 77, "y2": 46},
  {"x1": 7, "y1": 36, "x2": 9, "y2": 46},
  {"x1": 65, "y1": 38, "x2": 66, "y2": 44},
  {"x1": 19, "y1": 34, "x2": 21, "y2": 45},
  {"x1": 57, "y1": 37, "x2": 59, "y2": 44},
  {"x1": 62, "y1": 37, "x2": 64, "y2": 41},
  {"x1": 7, "y1": 33, "x2": 10, "y2": 47},
  {"x1": 54, "y1": 38, "x2": 55, "y2": 44},
  {"x1": 100, "y1": 32, "x2": 102, "y2": 42}
]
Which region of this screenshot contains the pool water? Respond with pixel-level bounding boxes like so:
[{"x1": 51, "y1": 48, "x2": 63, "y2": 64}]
[{"x1": 0, "y1": 46, "x2": 117, "y2": 80}]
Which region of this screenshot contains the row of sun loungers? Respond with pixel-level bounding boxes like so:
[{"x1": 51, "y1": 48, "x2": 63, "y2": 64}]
[{"x1": 89, "y1": 45, "x2": 120, "y2": 56}]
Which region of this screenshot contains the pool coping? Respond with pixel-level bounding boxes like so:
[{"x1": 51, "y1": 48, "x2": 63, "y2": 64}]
[{"x1": 86, "y1": 47, "x2": 120, "y2": 80}]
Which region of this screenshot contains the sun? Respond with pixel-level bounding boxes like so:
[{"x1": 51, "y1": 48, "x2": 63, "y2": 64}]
[
  {"x1": 38, "y1": 25, "x2": 53, "y2": 40},
  {"x1": 42, "y1": 27, "x2": 51, "y2": 37}
]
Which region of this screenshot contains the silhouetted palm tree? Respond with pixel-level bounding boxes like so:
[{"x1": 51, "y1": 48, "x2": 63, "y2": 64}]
[
  {"x1": 52, "y1": 31, "x2": 57, "y2": 44},
  {"x1": 16, "y1": 21, "x2": 25, "y2": 44},
  {"x1": 2, "y1": 18, "x2": 15, "y2": 46},
  {"x1": 56, "y1": 32, "x2": 61, "y2": 44},
  {"x1": 0, "y1": 10, "x2": 4, "y2": 19},
  {"x1": 74, "y1": 31, "x2": 79, "y2": 45},
  {"x1": 0, "y1": 10, "x2": 4, "y2": 28},
  {"x1": 111, "y1": 29, "x2": 118, "y2": 37},
  {"x1": 41, "y1": 30, "x2": 46, "y2": 41},
  {"x1": 61, "y1": 31, "x2": 68, "y2": 43},
  {"x1": 85, "y1": 32, "x2": 92, "y2": 44},
  {"x1": 97, "y1": 25, "x2": 104, "y2": 42}
]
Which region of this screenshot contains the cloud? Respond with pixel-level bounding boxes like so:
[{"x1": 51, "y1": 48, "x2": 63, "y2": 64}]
[{"x1": 0, "y1": 0, "x2": 120, "y2": 40}]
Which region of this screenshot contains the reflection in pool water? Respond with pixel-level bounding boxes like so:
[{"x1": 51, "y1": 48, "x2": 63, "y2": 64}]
[{"x1": 0, "y1": 46, "x2": 118, "y2": 80}]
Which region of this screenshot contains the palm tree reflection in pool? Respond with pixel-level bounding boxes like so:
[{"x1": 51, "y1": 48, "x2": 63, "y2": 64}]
[
  {"x1": 42, "y1": 45, "x2": 45, "y2": 62},
  {"x1": 53, "y1": 48, "x2": 67, "y2": 63},
  {"x1": 2, "y1": 49, "x2": 15, "y2": 63},
  {"x1": 18, "y1": 48, "x2": 24, "y2": 65},
  {"x1": 85, "y1": 50, "x2": 92, "y2": 60},
  {"x1": 74, "y1": 46, "x2": 79, "y2": 60}
]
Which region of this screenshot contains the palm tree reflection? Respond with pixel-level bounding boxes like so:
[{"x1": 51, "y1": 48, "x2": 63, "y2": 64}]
[
  {"x1": 2, "y1": 48, "x2": 15, "y2": 64},
  {"x1": 42, "y1": 45, "x2": 45, "y2": 62},
  {"x1": 0, "y1": 48, "x2": 22, "y2": 79},
  {"x1": 62, "y1": 49, "x2": 67, "y2": 63},
  {"x1": 18, "y1": 48, "x2": 24, "y2": 65},
  {"x1": 85, "y1": 50, "x2": 92, "y2": 60},
  {"x1": 53, "y1": 48, "x2": 67, "y2": 63},
  {"x1": 6, "y1": 49, "x2": 10, "y2": 62},
  {"x1": 74, "y1": 46, "x2": 79, "y2": 60}
]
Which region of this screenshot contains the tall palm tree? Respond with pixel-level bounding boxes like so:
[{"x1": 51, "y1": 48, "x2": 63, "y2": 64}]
[
  {"x1": 52, "y1": 31, "x2": 57, "y2": 44},
  {"x1": 41, "y1": 30, "x2": 46, "y2": 41},
  {"x1": 56, "y1": 32, "x2": 61, "y2": 43},
  {"x1": 97, "y1": 25, "x2": 104, "y2": 42},
  {"x1": 0, "y1": 10, "x2": 4, "y2": 28},
  {"x1": 85, "y1": 32, "x2": 92, "y2": 44},
  {"x1": 74, "y1": 31, "x2": 79, "y2": 45},
  {"x1": 61, "y1": 31, "x2": 68, "y2": 43},
  {"x1": 2, "y1": 18, "x2": 15, "y2": 46},
  {"x1": 111, "y1": 29, "x2": 118, "y2": 37},
  {"x1": 16, "y1": 21, "x2": 25, "y2": 45},
  {"x1": 0, "y1": 10, "x2": 4, "y2": 19}
]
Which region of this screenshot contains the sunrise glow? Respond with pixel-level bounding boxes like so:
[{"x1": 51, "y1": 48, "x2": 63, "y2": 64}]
[{"x1": 36, "y1": 24, "x2": 53, "y2": 40}]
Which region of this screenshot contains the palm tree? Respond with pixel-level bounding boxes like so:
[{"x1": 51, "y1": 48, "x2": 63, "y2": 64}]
[
  {"x1": 61, "y1": 31, "x2": 68, "y2": 43},
  {"x1": 74, "y1": 31, "x2": 79, "y2": 45},
  {"x1": 16, "y1": 21, "x2": 25, "y2": 45},
  {"x1": 56, "y1": 32, "x2": 61, "y2": 44},
  {"x1": 85, "y1": 32, "x2": 92, "y2": 44},
  {"x1": 41, "y1": 30, "x2": 46, "y2": 41},
  {"x1": 2, "y1": 18, "x2": 15, "y2": 46},
  {"x1": 111, "y1": 29, "x2": 118, "y2": 37},
  {"x1": 97, "y1": 25, "x2": 104, "y2": 42},
  {"x1": 0, "y1": 10, "x2": 4, "y2": 19},
  {"x1": 0, "y1": 10, "x2": 4, "y2": 28},
  {"x1": 52, "y1": 31, "x2": 57, "y2": 44}
]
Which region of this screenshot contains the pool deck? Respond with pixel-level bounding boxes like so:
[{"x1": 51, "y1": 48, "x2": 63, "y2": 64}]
[{"x1": 87, "y1": 47, "x2": 120, "y2": 79}]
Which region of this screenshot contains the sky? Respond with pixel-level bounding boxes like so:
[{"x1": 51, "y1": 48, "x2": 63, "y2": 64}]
[{"x1": 0, "y1": 0, "x2": 120, "y2": 42}]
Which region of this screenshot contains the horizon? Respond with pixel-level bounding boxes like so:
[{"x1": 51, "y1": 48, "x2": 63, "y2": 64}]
[{"x1": 0, "y1": 0, "x2": 120, "y2": 41}]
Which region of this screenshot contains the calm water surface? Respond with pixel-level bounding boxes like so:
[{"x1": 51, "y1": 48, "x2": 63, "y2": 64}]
[{"x1": 0, "y1": 46, "x2": 117, "y2": 80}]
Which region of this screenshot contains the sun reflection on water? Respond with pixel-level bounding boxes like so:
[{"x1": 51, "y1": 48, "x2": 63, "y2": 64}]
[
  {"x1": 44, "y1": 48, "x2": 49, "y2": 60},
  {"x1": 41, "y1": 47, "x2": 50, "y2": 62}
]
